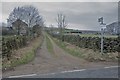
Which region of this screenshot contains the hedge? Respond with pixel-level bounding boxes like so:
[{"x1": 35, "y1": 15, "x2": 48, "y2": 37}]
[
  {"x1": 51, "y1": 33, "x2": 120, "y2": 53},
  {"x1": 2, "y1": 36, "x2": 29, "y2": 60}
]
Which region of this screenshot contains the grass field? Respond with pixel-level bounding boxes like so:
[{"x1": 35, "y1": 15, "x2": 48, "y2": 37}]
[{"x1": 64, "y1": 33, "x2": 118, "y2": 38}]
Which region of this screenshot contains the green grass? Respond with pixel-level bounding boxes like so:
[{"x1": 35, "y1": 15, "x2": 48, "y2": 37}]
[
  {"x1": 65, "y1": 34, "x2": 118, "y2": 38},
  {"x1": 10, "y1": 50, "x2": 34, "y2": 68},
  {"x1": 53, "y1": 37, "x2": 83, "y2": 58},
  {"x1": 79, "y1": 34, "x2": 116, "y2": 38},
  {"x1": 2, "y1": 50, "x2": 35, "y2": 69},
  {"x1": 46, "y1": 35, "x2": 54, "y2": 54}
]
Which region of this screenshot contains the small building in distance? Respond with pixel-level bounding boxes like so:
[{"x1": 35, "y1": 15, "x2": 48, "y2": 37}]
[
  {"x1": 106, "y1": 21, "x2": 119, "y2": 35},
  {"x1": 12, "y1": 19, "x2": 28, "y2": 35}
]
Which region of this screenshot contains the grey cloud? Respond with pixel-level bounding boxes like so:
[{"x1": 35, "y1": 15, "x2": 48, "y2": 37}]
[{"x1": 2, "y1": 2, "x2": 118, "y2": 30}]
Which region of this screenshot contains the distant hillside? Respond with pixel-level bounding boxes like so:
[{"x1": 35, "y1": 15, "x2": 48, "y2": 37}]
[{"x1": 45, "y1": 27, "x2": 100, "y2": 34}]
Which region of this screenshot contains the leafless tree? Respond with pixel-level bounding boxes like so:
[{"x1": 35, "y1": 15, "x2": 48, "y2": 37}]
[
  {"x1": 56, "y1": 13, "x2": 67, "y2": 41},
  {"x1": 7, "y1": 5, "x2": 44, "y2": 36}
]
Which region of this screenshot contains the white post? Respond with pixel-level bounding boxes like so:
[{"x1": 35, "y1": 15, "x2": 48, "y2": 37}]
[
  {"x1": 98, "y1": 17, "x2": 106, "y2": 54},
  {"x1": 101, "y1": 27, "x2": 104, "y2": 54}
]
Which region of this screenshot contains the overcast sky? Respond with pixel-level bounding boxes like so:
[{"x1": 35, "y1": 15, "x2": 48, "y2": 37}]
[{"x1": 1, "y1": 2, "x2": 118, "y2": 31}]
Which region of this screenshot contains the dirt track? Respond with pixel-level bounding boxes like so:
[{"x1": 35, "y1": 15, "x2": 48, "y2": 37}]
[{"x1": 2, "y1": 33, "x2": 117, "y2": 78}]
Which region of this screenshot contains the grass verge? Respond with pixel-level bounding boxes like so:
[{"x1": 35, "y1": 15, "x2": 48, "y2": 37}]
[
  {"x1": 46, "y1": 35, "x2": 54, "y2": 54},
  {"x1": 2, "y1": 35, "x2": 44, "y2": 71}
]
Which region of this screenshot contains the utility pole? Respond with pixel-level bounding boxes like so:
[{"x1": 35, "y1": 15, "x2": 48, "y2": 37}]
[{"x1": 98, "y1": 17, "x2": 106, "y2": 54}]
